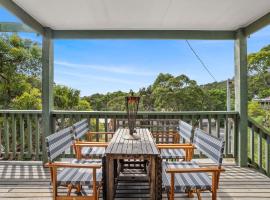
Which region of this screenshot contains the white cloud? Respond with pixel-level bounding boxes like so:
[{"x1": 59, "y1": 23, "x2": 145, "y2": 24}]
[
  {"x1": 55, "y1": 61, "x2": 157, "y2": 76},
  {"x1": 57, "y1": 71, "x2": 142, "y2": 85}
]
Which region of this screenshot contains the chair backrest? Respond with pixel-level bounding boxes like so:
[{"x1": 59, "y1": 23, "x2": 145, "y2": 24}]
[
  {"x1": 46, "y1": 126, "x2": 73, "y2": 162},
  {"x1": 73, "y1": 119, "x2": 89, "y2": 140},
  {"x1": 179, "y1": 120, "x2": 193, "y2": 143},
  {"x1": 194, "y1": 128, "x2": 225, "y2": 166}
]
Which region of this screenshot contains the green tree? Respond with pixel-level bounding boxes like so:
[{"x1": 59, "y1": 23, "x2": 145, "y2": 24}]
[
  {"x1": 205, "y1": 89, "x2": 227, "y2": 110},
  {"x1": 77, "y1": 99, "x2": 92, "y2": 111},
  {"x1": 248, "y1": 101, "x2": 266, "y2": 117},
  {"x1": 11, "y1": 88, "x2": 42, "y2": 109},
  {"x1": 247, "y1": 44, "x2": 270, "y2": 99},
  {"x1": 54, "y1": 85, "x2": 81, "y2": 110},
  {"x1": 152, "y1": 73, "x2": 205, "y2": 111},
  {"x1": 0, "y1": 34, "x2": 41, "y2": 108}
]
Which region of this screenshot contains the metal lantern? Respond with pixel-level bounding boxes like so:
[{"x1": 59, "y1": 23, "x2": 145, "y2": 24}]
[{"x1": 124, "y1": 93, "x2": 140, "y2": 140}]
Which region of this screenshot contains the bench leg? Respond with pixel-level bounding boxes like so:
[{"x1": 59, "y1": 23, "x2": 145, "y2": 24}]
[
  {"x1": 187, "y1": 190, "x2": 194, "y2": 198},
  {"x1": 212, "y1": 171, "x2": 218, "y2": 200},
  {"x1": 169, "y1": 173, "x2": 174, "y2": 200},
  {"x1": 67, "y1": 184, "x2": 72, "y2": 196},
  {"x1": 196, "y1": 190, "x2": 202, "y2": 200}
]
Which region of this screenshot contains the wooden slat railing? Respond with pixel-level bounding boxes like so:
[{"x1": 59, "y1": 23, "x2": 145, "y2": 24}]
[
  {"x1": 0, "y1": 110, "x2": 239, "y2": 161},
  {"x1": 0, "y1": 110, "x2": 42, "y2": 160},
  {"x1": 248, "y1": 117, "x2": 270, "y2": 176}
]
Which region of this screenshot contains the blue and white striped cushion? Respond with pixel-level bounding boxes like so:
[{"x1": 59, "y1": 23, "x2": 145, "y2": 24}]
[
  {"x1": 162, "y1": 161, "x2": 212, "y2": 192},
  {"x1": 160, "y1": 149, "x2": 185, "y2": 159},
  {"x1": 57, "y1": 159, "x2": 102, "y2": 186},
  {"x1": 179, "y1": 120, "x2": 193, "y2": 142},
  {"x1": 73, "y1": 119, "x2": 89, "y2": 139},
  {"x1": 81, "y1": 147, "x2": 105, "y2": 158},
  {"x1": 194, "y1": 128, "x2": 225, "y2": 166},
  {"x1": 46, "y1": 127, "x2": 73, "y2": 162}
]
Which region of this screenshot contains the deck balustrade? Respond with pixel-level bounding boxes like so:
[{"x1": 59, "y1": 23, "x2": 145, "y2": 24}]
[
  {"x1": 248, "y1": 117, "x2": 270, "y2": 176},
  {"x1": 0, "y1": 110, "x2": 238, "y2": 160}
]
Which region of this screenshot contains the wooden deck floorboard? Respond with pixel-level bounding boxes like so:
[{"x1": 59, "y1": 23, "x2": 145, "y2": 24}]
[{"x1": 0, "y1": 159, "x2": 270, "y2": 200}]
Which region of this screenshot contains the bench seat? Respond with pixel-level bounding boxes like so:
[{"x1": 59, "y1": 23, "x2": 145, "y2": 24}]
[
  {"x1": 57, "y1": 159, "x2": 102, "y2": 186},
  {"x1": 162, "y1": 161, "x2": 212, "y2": 192},
  {"x1": 81, "y1": 147, "x2": 105, "y2": 159},
  {"x1": 160, "y1": 149, "x2": 185, "y2": 159}
]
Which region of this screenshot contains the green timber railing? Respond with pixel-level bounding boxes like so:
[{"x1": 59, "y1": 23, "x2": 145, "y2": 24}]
[
  {"x1": 0, "y1": 110, "x2": 238, "y2": 161},
  {"x1": 248, "y1": 117, "x2": 270, "y2": 176}
]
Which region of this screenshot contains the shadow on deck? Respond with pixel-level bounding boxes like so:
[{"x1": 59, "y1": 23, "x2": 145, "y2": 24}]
[{"x1": 0, "y1": 159, "x2": 270, "y2": 200}]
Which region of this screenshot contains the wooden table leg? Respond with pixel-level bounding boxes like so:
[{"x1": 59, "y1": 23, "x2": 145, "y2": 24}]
[{"x1": 106, "y1": 156, "x2": 115, "y2": 200}]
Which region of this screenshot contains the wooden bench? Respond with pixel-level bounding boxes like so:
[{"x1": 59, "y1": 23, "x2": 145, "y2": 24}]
[
  {"x1": 45, "y1": 126, "x2": 102, "y2": 199},
  {"x1": 162, "y1": 128, "x2": 225, "y2": 200}
]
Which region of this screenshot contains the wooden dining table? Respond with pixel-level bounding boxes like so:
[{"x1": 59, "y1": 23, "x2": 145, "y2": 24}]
[{"x1": 103, "y1": 128, "x2": 161, "y2": 200}]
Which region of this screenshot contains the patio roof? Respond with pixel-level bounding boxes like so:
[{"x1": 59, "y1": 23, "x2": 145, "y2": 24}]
[{"x1": 1, "y1": 0, "x2": 270, "y2": 38}]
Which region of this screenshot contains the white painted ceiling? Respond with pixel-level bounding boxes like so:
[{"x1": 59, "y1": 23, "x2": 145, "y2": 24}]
[{"x1": 12, "y1": 0, "x2": 270, "y2": 30}]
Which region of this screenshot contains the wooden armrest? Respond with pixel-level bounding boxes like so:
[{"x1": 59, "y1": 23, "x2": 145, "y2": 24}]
[
  {"x1": 74, "y1": 142, "x2": 108, "y2": 147},
  {"x1": 86, "y1": 132, "x2": 114, "y2": 135},
  {"x1": 45, "y1": 162, "x2": 102, "y2": 169},
  {"x1": 156, "y1": 144, "x2": 195, "y2": 149},
  {"x1": 166, "y1": 166, "x2": 225, "y2": 173}
]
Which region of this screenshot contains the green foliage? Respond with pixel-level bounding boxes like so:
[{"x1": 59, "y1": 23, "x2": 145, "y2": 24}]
[
  {"x1": 248, "y1": 45, "x2": 270, "y2": 74},
  {"x1": 77, "y1": 99, "x2": 91, "y2": 111},
  {"x1": 247, "y1": 44, "x2": 270, "y2": 99},
  {"x1": 0, "y1": 34, "x2": 42, "y2": 108},
  {"x1": 83, "y1": 73, "x2": 226, "y2": 111},
  {"x1": 54, "y1": 85, "x2": 81, "y2": 110},
  {"x1": 262, "y1": 111, "x2": 270, "y2": 130},
  {"x1": 11, "y1": 88, "x2": 42, "y2": 110},
  {"x1": 205, "y1": 89, "x2": 227, "y2": 111},
  {"x1": 248, "y1": 101, "x2": 266, "y2": 117}
]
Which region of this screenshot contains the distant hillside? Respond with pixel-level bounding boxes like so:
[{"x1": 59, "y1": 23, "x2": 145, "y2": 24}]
[{"x1": 200, "y1": 80, "x2": 227, "y2": 91}]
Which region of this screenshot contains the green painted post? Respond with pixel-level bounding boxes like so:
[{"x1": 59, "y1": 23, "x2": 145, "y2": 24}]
[
  {"x1": 20, "y1": 114, "x2": 24, "y2": 159},
  {"x1": 234, "y1": 29, "x2": 248, "y2": 167},
  {"x1": 27, "y1": 114, "x2": 32, "y2": 158},
  {"x1": 3, "y1": 114, "x2": 9, "y2": 159},
  {"x1": 11, "y1": 114, "x2": 16, "y2": 158},
  {"x1": 35, "y1": 114, "x2": 40, "y2": 160},
  {"x1": 42, "y1": 27, "x2": 54, "y2": 163}
]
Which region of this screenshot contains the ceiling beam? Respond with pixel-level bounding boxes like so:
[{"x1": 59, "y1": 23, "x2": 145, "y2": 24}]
[
  {"x1": 0, "y1": 22, "x2": 34, "y2": 33},
  {"x1": 53, "y1": 30, "x2": 236, "y2": 40},
  {"x1": 0, "y1": 0, "x2": 44, "y2": 34},
  {"x1": 245, "y1": 12, "x2": 270, "y2": 36}
]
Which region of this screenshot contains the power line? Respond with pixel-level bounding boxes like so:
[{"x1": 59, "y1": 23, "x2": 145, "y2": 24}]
[{"x1": 185, "y1": 40, "x2": 217, "y2": 82}]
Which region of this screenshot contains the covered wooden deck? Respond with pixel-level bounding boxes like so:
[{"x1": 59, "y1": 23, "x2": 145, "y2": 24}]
[{"x1": 0, "y1": 159, "x2": 269, "y2": 200}]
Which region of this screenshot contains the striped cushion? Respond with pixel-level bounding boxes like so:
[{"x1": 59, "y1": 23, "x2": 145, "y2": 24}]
[
  {"x1": 179, "y1": 120, "x2": 193, "y2": 142},
  {"x1": 81, "y1": 147, "x2": 105, "y2": 158},
  {"x1": 57, "y1": 159, "x2": 102, "y2": 186},
  {"x1": 160, "y1": 149, "x2": 185, "y2": 159},
  {"x1": 194, "y1": 128, "x2": 225, "y2": 166},
  {"x1": 46, "y1": 127, "x2": 73, "y2": 162},
  {"x1": 162, "y1": 161, "x2": 212, "y2": 192},
  {"x1": 73, "y1": 119, "x2": 89, "y2": 139}
]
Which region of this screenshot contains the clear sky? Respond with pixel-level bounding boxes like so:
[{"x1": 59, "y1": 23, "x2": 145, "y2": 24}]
[{"x1": 1, "y1": 7, "x2": 270, "y2": 96}]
